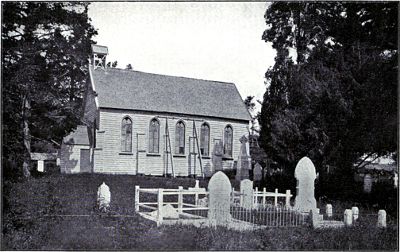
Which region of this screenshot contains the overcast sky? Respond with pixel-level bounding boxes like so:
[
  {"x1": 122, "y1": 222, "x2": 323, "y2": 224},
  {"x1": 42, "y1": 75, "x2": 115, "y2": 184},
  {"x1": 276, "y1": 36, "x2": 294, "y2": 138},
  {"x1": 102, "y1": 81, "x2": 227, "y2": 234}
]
[{"x1": 88, "y1": 2, "x2": 276, "y2": 114}]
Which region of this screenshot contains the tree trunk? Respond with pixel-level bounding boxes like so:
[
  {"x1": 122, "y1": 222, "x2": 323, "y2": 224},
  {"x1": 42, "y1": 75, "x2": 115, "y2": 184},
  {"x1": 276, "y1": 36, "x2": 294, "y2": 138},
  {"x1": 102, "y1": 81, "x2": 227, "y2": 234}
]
[{"x1": 22, "y1": 95, "x2": 31, "y2": 177}]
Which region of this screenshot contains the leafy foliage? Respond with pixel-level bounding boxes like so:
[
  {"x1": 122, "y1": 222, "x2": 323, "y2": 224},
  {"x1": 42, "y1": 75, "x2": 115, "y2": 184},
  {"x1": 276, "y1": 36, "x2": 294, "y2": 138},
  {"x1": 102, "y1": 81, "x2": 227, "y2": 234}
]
[
  {"x1": 259, "y1": 2, "x2": 397, "y2": 184},
  {"x1": 2, "y1": 2, "x2": 97, "y2": 177}
]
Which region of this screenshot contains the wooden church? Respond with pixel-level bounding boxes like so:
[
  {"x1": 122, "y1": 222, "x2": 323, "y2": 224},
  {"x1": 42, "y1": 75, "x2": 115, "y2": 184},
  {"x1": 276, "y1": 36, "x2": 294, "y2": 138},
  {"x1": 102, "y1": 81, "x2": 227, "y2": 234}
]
[{"x1": 60, "y1": 45, "x2": 251, "y2": 177}]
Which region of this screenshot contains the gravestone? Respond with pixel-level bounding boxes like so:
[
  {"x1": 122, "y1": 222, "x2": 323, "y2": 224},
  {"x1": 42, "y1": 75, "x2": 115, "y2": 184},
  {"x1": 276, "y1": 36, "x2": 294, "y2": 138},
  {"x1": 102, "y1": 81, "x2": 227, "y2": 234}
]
[
  {"x1": 377, "y1": 210, "x2": 386, "y2": 228},
  {"x1": 240, "y1": 179, "x2": 253, "y2": 209},
  {"x1": 235, "y1": 135, "x2": 251, "y2": 181},
  {"x1": 294, "y1": 157, "x2": 317, "y2": 213},
  {"x1": 363, "y1": 174, "x2": 372, "y2": 193},
  {"x1": 208, "y1": 171, "x2": 231, "y2": 227},
  {"x1": 212, "y1": 140, "x2": 223, "y2": 171},
  {"x1": 97, "y1": 182, "x2": 111, "y2": 212},
  {"x1": 326, "y1": 204, "x2": 333, "y2": 218},
  {"x1": 351, "y1": 207, "x2": 359, "y2": 221},
  {"x1": 344, "y1": 209, "x2": 353, "y2": 226},
  {"x1": 37, "y1": 160, "x2": 45, "y2": 172},
  {"x1": 253, "y1": 163, "x2": 262, "y2": 182},
  {"x1": 393, "y1": 173, "x2": 398, "y2": 188}
]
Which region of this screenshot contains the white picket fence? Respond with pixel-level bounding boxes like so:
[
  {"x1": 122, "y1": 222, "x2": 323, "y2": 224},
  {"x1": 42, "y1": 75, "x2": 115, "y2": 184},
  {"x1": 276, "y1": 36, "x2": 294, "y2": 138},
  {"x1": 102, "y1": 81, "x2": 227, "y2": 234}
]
[
  {"x1": 231, "y1": 187, "x2": 292, "y2": 208},
  {"x1": 253, "y1": 187, "x2": 292, "y2": 208},
  {"x1": 135, "y1": 182, "x2": 305, "y2": 228},
  {"x1": 135, "y1": 185, "x2": 208, "y2": 225}
]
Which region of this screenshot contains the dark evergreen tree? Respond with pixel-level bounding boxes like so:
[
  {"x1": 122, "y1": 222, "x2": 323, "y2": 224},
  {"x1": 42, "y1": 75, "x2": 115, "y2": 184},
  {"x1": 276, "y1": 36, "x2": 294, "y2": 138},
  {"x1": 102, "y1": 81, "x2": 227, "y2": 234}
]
[
  {"x1": 2, "y1": 2, "x2": 97, "y2": 177},
  {"x1": 260, "y1": 2, "x2": 397, "y2": 186}
]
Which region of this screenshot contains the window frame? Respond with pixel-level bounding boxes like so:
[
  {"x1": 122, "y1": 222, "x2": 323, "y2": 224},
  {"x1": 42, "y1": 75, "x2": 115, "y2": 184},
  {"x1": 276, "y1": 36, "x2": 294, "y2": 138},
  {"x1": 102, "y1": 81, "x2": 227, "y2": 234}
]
[
  {"x1": 148, "y1": 118, "x2": 160, "y2": 154},
  {"x1": 175, "y1": 120, "x2": 186, "y2": 155},
  {"x1": 223, "y1": 124, "x2": 233, "y2": 157},
  {"x1": 200, "y1": 122, "x2": 210, "y2": 157},
  {"x1": 121, "y1": 116, "x2": 133, "y2": 153}
]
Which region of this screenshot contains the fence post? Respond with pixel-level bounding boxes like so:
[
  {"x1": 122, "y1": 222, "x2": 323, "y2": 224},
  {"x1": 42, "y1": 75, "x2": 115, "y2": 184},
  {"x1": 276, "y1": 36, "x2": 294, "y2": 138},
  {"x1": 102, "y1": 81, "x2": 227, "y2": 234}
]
[
  {"x1": 262, "y1": 187, "x2": 266, "y2": 206},
  {"x1": 240, "y1": 189, "x2": 243, "y2": 207},
  {"x1": 231, "y1": 187, "x2": 235, "y2": 204},
  {"x1": 285, "y1": 190, "x2": 291, "y2": 208},
  {"x1": 157, "y1": 189, "x2": 164, "y2": 226},
  {"x1": 178, "y1": 186, "x2": 183, "y2": 214},
  {"x1": 274, "y1": 188, "x2": 278, "y2": 207},
  {"x1": 135, "y1": 185, "x2": 140, "y2": 212},
  {"x1": 254, "y1": 187, "x2": 258, "y2": 205}
]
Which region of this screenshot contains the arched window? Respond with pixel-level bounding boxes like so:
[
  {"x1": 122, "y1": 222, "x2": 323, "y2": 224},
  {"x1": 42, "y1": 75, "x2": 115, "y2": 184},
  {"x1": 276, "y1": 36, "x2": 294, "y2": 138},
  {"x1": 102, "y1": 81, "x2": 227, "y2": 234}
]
[
  {"x1": 121, "y1": 117, "x2": 132, "y2": 152},
  {"x1": 224, "y1": 125, "x2": 233, "y2": 157},
  {"x1": 200, "y1": 123, "x2": 210, "y2": 156},
  {"x1": 149, "y1": 118, "x2": 160, "y2": 153},
  {"x1": 175, "y1": 120, "x2": 185, "y2": 154}
]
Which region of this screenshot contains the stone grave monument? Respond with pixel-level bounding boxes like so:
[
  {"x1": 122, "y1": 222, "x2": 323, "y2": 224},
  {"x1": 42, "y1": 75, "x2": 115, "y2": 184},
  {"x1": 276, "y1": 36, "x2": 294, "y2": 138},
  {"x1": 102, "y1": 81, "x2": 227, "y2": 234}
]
[
  {"x1": 294, "y1": 157, "x2": 317, "y2": 213},
  {"x1": 212, "y1": 140, "x2": 223, "y2": 171},
  {"x1": 344, "y1": 209, "x2": 353, "y2": 226},
  {"x1": 240, "y1": 179, "x2": 253, "y2": 209},
  {"x1": 363, "y1": 174, "x2": 372, "y2": 193},
  {"x1": 326, "y1": 204, "x2": 333, "y2": 218},
  {"x1": 377, "y1": 209, "x2": 387, "y2": 228},
  {"x1": 97, "y1": 182, "x2": 111, "y2": 212},
  {"x1": 253, "y1": 163, "x2": 263, "y2": 182},
  {"x1": 235, "y1": 135, "x2": 251, "y2": 181},
  {"x1": 208, "y1": 171, "x2": 231, "y2": 227}
]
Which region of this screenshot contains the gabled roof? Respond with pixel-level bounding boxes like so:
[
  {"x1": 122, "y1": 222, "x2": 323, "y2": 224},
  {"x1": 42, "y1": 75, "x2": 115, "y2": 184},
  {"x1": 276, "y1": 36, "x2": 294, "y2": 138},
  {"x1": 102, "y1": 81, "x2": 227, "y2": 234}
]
[
  {"x1": 90, "y1": 67, "x2": 252, "y2": 121},
  {"x1": 63, "y1": 125, "x2": 90, "y2": 145}
]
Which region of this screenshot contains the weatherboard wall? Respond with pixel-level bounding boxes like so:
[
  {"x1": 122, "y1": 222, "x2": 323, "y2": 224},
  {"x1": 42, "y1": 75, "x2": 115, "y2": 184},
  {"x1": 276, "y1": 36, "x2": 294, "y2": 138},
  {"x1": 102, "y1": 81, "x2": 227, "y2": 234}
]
[{"x1": 93, "y1": 109, "x2": 249, "y2": 176}]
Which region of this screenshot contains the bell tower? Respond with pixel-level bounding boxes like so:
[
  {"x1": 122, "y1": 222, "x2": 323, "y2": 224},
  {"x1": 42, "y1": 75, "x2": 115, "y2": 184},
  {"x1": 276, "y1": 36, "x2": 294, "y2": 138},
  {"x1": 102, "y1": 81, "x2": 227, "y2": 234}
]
[{"x1": 91, "y1": 44, "x2": 108, "y2": 70}]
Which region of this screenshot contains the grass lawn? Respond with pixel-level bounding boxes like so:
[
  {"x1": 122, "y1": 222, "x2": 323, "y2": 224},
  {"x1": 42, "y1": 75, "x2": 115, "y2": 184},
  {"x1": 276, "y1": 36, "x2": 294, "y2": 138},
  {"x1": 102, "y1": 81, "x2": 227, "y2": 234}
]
[{"x1": 2, "y1": 173, "x2": 398, "y2": 250}]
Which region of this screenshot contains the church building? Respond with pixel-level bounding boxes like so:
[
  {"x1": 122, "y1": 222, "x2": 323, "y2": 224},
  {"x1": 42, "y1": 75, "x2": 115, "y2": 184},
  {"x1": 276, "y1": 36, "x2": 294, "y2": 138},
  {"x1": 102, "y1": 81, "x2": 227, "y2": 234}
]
[{"x1": 60, "y1": 45, "x2": 251, "y2": 177}]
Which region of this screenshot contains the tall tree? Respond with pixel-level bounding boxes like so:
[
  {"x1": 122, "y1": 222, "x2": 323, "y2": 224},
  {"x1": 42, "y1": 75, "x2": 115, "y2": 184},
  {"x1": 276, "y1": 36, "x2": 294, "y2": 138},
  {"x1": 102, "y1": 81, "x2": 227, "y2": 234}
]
[
  {"x1": 2, "y1": 2, "x2": 97, "y2": 177},
  {"x1": 260, "y1": 2, "x2": 397, "y2": 181}
]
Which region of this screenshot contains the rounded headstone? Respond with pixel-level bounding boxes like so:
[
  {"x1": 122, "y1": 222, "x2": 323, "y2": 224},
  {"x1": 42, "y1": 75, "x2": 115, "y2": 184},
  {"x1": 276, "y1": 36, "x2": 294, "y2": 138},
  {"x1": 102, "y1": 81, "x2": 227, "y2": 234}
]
[
  {"x1": 326, "y1": 204, "x2": 333, "y2": 218},
  {"x1": 377, "y1": 209, "x2": 387, "y2": 228},
  {"x1": 97, "y1": 182, "x2": 111, "y2": 212},
  {"x1": 253, "y1": 163, "x2": 263, "y2": 182},
  {"x1": 294, "y1": 157, "x2": 317, "y2": 213},
  {"x1": 208, "y1": 171, "x2": 232, "y2": 226},
  {"x1": 240, "y1": 179, "x2": 253, "y2": 209},
  {"x1": 363, "y1": 174, "x2": 372, "y2": 193},
  {"x1": 344, "y1": 209, "x2": 353, "y2": 226}
]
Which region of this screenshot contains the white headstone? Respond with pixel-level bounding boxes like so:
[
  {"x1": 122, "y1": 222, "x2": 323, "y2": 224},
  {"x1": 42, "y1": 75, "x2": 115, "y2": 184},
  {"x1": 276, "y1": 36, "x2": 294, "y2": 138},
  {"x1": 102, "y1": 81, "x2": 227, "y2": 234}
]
[
  {"x1": 363, "y1": 174, "x2": 372, "y2": 193},
  {"x1": 393, "y1": 173, "x2": 398, "y2": 188},
  {"x1": 240, "y1": 179, "x2": 253, "y2": 209},
  {"x1": 97, "y1": 182, "x2": 111, "y2": 212},
  {"x1": 326, "y1": 204, "x2": 333, "y2": 218},
  {"x1": 351, "y1": 207, "x2": 359, "y2": 221},
  {"x1": 253, "y1": 163, "x2": 263, "y2": 182},
  {"x1": 294, "y1": 157, "x2": 317, "y2": 213},
  {"x1": 37, "y1": 160, "x2": 44, "y2": 172},
  {"x1": 377, "y1": 210, "x2": 387, "y2": 228},
  {"x1": 344, "y1": 209, "x2": 353, "y2": 226},
  {"x1": 208, "y1": 171, "x2": 231, "y2": 227}
]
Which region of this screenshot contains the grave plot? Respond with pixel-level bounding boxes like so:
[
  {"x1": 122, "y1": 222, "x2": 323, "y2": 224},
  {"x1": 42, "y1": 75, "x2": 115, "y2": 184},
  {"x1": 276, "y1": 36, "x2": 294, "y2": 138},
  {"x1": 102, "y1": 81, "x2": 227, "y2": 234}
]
[
  {"x1": 135, "y1": 181, "x2": 209, "y2": 226},
  {"x1": 135, "y1": 172, "x2": 308, "y2": 230},
  {"x1": 134, "y1": 156, "x2": 395, "y2": 231}
]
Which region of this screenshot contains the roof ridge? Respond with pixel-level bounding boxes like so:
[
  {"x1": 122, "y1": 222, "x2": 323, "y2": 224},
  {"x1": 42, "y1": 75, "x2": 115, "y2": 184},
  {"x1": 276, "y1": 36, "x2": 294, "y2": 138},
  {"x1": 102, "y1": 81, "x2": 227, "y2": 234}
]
[{"x1": 96, "y1": 67, "x2": 235, "y2": 86}]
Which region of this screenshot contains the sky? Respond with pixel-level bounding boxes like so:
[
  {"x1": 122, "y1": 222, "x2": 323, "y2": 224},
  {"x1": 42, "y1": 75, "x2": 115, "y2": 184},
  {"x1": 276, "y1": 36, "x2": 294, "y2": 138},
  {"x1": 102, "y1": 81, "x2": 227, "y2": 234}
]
[{"x1": 88, "y1": 2, "x2": 276, "y2": 114}]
